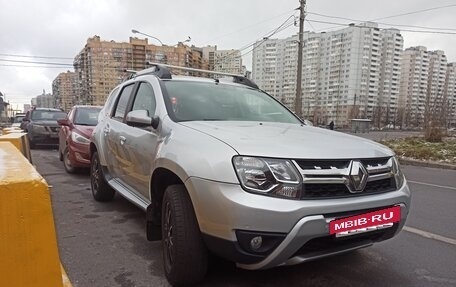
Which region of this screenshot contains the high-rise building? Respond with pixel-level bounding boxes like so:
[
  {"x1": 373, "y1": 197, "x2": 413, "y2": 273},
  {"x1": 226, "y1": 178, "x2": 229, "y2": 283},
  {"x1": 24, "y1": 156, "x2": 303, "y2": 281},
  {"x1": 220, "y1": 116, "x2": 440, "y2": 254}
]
[
  {"x1": 33, "y1": 91, "x2": 54, "y2": 108},
  {"x1": 445, "y1": 63, "x2": 456, "y2": 127},
  {"x1": 202, "y1": 46, "x2": 244, "y2": 75},
  {"x1": 52, "y1": 71, "x2": 78, "y2": 111},
  {"x1": 252, "y1": 23, "x2": 403, "y2": 126},
  {"x1": 74, "y1": 36, "x2": 209, "y2": 106},
  {"x1": 398, "y1": 47, "x2": 448, "y2": 127}
]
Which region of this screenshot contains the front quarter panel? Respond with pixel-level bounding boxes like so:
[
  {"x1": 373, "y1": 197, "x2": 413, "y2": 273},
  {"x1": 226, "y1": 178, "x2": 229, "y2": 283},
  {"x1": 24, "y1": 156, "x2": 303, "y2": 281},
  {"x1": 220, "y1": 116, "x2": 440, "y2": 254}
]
[{"x1": 155, "y1": 116, "x2": 239, "y2": 184}]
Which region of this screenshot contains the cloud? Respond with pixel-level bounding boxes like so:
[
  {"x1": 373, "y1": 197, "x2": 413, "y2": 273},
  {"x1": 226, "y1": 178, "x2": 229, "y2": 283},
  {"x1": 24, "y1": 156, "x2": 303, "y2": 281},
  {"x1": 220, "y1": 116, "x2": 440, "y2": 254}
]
[{"x1": 1, "y1": 0, "x2": 456, "y2": 108}]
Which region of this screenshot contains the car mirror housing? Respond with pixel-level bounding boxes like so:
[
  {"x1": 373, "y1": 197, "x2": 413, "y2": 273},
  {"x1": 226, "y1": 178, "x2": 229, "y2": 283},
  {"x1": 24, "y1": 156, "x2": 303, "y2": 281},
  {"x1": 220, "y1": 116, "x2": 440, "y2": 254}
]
[
  {"x1": 126, "y1": 110, "x2": 160, "y2": 129},
  {"x1": 57, "y1": 119, "x2": 70, "y2": 126}
]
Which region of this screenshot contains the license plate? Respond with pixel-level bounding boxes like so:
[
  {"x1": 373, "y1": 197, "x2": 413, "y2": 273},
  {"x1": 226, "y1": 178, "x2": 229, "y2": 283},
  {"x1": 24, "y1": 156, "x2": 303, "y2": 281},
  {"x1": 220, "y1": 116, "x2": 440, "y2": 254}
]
[{"x1": 329, "y1": 206, "x2": 401, "y2": 237}]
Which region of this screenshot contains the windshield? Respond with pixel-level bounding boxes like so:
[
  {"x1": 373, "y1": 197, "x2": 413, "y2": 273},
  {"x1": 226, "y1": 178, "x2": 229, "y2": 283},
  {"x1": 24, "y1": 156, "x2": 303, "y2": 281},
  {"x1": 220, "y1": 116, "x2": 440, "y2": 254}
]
[
  {"x1": 74, "y1": 107, "x2": 101, "y2": 126},
  {"x1": 162, "y1": 81, "x2": 301, "y2": 124},
  {"x1": 13, "y1": 116, "x2": 25, "y2": 123},
  {"x1": 31, "y1": 110, "x2": 67, "y2": 121}
]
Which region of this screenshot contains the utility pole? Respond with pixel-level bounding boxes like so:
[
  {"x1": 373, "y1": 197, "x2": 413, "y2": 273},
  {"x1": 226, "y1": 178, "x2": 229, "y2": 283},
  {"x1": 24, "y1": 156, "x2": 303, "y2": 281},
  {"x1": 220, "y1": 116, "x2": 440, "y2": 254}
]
[{"x1": 294, "y1": 0, "x2": 306, "y2": 118}]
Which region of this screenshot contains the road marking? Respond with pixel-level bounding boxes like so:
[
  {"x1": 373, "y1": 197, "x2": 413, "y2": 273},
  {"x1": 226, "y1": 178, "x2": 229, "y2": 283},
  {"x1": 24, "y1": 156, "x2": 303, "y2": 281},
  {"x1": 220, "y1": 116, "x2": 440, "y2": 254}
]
[
  {"x1": 404, "y1": 226, "x2": 456, "y2": 246},
  {"x1": 408, "y1": 180, "x2": 456, "y2": 191}
]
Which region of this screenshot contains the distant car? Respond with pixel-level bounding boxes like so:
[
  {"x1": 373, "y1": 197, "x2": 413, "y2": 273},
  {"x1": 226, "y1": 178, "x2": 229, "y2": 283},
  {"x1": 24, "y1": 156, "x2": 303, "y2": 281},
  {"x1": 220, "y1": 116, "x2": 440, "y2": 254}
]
[
  {"x1": 58, "y1": 105, "x2": 102, "y2": 173},
  {"x1": 22, "y1": 108, "x2": 67, "y2": 148},
  {"x1": 11, "y1": 113, "x2": 26, "y2": 128}
]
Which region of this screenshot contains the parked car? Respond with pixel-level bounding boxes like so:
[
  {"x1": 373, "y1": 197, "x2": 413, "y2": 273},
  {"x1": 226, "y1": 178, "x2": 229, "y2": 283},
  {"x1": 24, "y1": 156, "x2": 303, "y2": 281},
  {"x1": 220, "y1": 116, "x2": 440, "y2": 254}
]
[
  {"x1": 90, "y1": 64, "x2": 411, "y2": 286},
  {"x1": 21, "y1": 107, "x2": 67, "y2": 148},
  {"x1": 11, "y1": 113, "x2": 26, "y2": 128},
  {"x1": 58, "y1": 105, "x2": 102, "y2": 173}
]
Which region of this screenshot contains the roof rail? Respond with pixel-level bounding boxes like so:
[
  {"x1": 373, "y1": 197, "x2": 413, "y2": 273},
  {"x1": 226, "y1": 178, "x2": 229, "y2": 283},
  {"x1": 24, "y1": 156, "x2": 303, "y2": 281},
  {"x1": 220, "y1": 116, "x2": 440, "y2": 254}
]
[{"x1": 143, "y1": 62, "x2": 258, "y2": 89}]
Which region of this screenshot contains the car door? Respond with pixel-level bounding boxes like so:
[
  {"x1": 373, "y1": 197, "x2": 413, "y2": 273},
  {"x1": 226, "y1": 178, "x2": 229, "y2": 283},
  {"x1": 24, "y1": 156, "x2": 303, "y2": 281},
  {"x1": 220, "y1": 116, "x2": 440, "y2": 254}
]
[
  {"x1": 118, "y1": 81, "x2": 159, "y2": 200},
  {"x1": 105, "y1": 83, "x2": 136, "y2": 179}
]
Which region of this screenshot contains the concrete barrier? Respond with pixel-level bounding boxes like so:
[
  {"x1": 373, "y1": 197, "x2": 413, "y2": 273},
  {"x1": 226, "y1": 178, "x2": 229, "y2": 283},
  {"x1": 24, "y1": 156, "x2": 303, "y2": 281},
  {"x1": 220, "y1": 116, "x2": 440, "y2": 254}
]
[
  {"x1": 0, "y1": 132, "x2": 32, "y2": 163},
  {"x1": 2, "y1": 127, "x2": 24, "y2": 134},
  {"x1": 0, "y1": 142, "x2": 68, "y2": 287}
]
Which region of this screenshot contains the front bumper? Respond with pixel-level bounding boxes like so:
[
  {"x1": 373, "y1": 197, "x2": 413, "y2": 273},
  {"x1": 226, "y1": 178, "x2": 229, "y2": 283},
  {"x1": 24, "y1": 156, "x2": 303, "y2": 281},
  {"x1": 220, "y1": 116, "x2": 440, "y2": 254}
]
[
  {"x1": 68, "y1": 142, "x2": 91, "y2": 167},
  {"x1": 185, "y1": 177, "x2": 411, "y2": 270}
]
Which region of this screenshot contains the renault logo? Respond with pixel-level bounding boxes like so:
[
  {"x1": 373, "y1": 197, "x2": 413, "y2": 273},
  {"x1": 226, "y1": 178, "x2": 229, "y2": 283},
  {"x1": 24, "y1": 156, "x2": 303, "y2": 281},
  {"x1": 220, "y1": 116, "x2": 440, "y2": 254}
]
[{"x1": 347, "y1": 160, "x2": 368, "y2": 193}]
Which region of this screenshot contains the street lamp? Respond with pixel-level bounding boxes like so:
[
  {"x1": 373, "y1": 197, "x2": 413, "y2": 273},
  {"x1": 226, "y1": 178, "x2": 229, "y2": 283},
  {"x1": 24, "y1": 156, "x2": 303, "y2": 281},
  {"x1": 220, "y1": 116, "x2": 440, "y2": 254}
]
[{"x1": 131, "y1": 29, "x2": 164, "y2": 45}]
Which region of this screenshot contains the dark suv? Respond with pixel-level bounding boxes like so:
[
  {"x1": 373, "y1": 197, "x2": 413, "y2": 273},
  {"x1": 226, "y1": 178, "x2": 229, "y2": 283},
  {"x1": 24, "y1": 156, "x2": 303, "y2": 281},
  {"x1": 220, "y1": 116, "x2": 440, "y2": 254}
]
[{"x1": 22, "y1": 108, "x2": 67, "y2": 148}]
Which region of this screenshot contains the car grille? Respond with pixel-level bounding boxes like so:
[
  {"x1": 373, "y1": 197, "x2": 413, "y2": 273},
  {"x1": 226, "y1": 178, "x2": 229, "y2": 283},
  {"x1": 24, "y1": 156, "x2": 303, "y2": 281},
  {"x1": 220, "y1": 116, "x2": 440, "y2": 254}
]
[
  {"x1": 47, "y1": 127, "x2": 59, "y2": 132},
  {"x1": 294, "y1": 157, "x2": 397, "y2": 199}
]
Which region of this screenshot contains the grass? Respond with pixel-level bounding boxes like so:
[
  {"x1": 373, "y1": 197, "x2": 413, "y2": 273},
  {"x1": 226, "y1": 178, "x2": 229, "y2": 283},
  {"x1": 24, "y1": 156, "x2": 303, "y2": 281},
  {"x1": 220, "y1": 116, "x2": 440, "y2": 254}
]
[{"x1": 380, "y1": 137, "x2": 456, "y2": 164}]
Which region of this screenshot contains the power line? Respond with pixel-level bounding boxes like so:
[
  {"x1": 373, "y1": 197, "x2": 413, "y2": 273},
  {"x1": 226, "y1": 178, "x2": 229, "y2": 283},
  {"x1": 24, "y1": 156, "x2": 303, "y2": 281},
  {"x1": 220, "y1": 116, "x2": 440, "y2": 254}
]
[
  {"x1": 306, "y1": 19, "x2": 456, "y2": 35},
  {"x1": 0, "y1": 64, "x2": 74, "y2": 69},
  {"x1": 205, "y1": 8, "x2": 297, "y2": 43},
  {"x1": 307, "y1": 11, "x2": 456, "y2": 32},
  {"x1": 0, "y1": 58, "x2": 73, "y2": 66},
  {"x1": 372, "y1": 4, "x2": 456, "y2": 21},
  {"x1": 312, "y1": 4, "x2": 456, "y2": 33},
  {"x1": 216, "y1": 14, "x2": 297, "y2": 63},
  {"x1": 0, "y1": 53, "x2": 73, "y2": 60}
]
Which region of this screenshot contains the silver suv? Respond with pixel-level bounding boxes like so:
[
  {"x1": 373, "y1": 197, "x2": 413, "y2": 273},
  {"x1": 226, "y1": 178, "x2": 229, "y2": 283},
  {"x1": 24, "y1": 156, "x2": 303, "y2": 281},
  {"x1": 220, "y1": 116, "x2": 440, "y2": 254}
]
[{"x1": 90, "y1": 64, "x2": 411, "y2": 286}]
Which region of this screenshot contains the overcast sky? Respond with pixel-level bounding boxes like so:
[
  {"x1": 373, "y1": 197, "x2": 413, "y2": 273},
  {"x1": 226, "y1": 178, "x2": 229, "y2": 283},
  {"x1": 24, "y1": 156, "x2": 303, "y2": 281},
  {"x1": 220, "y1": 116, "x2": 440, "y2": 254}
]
[{"x1": 1, "y1": 0, "x2": 456, "y2": 109}]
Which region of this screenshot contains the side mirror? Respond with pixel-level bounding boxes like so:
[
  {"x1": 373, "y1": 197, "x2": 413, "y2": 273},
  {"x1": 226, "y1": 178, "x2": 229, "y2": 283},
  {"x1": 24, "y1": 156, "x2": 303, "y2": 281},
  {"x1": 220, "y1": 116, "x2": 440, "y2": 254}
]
[
  {"x1": 126, "y1": 110, "x2": 160, "y2": 129},
  {"x1": 57, "y1": 119, "x2": 70, "y2": 126}
]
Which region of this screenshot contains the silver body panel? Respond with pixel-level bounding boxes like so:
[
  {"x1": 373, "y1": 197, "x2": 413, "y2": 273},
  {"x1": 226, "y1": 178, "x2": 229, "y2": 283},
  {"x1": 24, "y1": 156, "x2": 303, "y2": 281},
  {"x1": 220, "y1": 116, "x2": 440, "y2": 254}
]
[{"x1": 91, "y1": 73, "x2": 411, "y2": 270}]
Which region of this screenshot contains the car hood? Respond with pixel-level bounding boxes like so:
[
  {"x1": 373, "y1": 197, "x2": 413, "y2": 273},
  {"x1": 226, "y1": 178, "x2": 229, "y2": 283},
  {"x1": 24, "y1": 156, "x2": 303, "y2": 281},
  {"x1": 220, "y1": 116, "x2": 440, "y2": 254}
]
[
  {"x1": 74, "y1": 125, "x2": 95, "y2": 139},
  {"x1": 179, "y1": 121, "x2": 393, "y2": 159},
  {"x1": 32, "y1": 120, "x2": 60, "y2": 127}
]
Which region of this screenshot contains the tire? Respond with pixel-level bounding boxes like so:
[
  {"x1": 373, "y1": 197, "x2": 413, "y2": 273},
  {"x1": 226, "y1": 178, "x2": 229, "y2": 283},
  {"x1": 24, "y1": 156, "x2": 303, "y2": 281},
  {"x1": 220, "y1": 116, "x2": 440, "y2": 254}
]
[
  {"x1": 162, "y1": 185, "x2": 207, "y2": 286},
  {"x1": 90, "y1": 151, "x2": 115, "y2": 202},
  {"x1": 59, "y1": 145, "x2": 63, "y2": 161},
  {"x1": 63, "y1": 147, "x2": 76, "y2": 173}
]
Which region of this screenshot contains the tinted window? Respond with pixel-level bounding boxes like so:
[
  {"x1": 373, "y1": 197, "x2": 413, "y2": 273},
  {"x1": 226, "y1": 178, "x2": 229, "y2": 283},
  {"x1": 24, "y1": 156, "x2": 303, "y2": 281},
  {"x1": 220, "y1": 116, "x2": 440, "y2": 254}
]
[
  {"x1": 162, "y1": 81, "x2": 300, "y2": 124},
  {"x1": 131, "y1": 82, "x2": 156, "y2": 117},
  {"x1": 74, "y1": 108, "x2": 102, "y2": 126},
  {"x1": 113, "y1": 84, "x2": 134, "y2": 120}
]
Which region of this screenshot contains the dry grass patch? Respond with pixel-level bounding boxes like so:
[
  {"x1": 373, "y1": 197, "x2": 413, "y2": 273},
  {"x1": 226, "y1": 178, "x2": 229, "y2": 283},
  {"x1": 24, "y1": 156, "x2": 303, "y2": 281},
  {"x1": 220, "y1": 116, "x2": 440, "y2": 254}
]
[{"x1": 381, "y1": 137, "x2": 456, "y2": 164}]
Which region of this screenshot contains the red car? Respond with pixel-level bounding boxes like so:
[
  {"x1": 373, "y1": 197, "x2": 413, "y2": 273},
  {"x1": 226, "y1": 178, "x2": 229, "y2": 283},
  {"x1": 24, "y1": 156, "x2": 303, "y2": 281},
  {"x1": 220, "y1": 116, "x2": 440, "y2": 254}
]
[{"x1": 58, "y1": 105, "x2": 102, "y2": 173}]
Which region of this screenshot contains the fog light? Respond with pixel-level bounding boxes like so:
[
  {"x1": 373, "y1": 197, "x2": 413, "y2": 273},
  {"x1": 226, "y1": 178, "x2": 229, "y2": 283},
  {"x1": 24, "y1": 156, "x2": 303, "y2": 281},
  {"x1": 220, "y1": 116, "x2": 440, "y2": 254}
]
[{"x1": 250, "y1": 236, "x2": 263, "y2": 250}]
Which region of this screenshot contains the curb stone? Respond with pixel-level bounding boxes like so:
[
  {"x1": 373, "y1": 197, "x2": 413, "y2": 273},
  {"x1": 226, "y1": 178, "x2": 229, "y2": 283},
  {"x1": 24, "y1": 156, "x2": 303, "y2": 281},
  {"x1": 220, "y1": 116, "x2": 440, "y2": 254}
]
[{"x1": 398, "y1": 157, "x2": 456, "y2": 170}]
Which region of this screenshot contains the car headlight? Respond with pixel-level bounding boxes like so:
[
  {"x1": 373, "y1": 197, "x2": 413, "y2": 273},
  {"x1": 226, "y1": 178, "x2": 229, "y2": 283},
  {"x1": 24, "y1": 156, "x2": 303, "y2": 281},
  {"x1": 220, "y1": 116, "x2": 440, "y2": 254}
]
[
  {"x1": 233, "y1": 156, "x2": 302, "y2": 199},
  {"x1": 392, "y1": 157, "x2": 405, "y2": 189},
  {"x1": 32, "y1": 125, "x2": 46, "y2": 133},
  {"x1": 71, "y1": 131, "x2": 90, "y2": 145}
]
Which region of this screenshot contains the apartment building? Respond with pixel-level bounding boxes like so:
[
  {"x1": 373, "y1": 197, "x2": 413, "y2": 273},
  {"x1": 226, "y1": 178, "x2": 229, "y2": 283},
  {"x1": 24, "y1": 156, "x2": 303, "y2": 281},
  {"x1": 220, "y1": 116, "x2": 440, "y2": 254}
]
[
  {"x1": 202, "y1": 46, "x2": 244, "y2": 75},
  {"x1": 252, "y1": 22, "x2": 403, "y2": 126},
  {"x1": 398, "y1": 47, "x2": 448, "y2": 127},
  {"x1": 74, "y1": 36, "x2": 208, "y2": 106},
  {"x1": 52, "y1": 71, "x2": 78, "y2": 112},
  {"x1": 32, "y1": 91, "x2": 54, "y2": 108},
  {"x1": 445, "y1": 63, "x2": 456, "y2": 127}
]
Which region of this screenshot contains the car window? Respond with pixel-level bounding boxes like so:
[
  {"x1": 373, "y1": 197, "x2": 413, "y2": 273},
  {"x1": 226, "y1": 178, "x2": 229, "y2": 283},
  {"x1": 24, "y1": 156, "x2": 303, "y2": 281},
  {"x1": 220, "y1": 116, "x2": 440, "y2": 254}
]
[
  {"x1": 31, "y1": 110, "x2": 67, "y2": 120},
  {"x1": 162, "y1": 81, "x2": 301, "y2": 124},
  {"x1": 113, "y1": 84, "x2": 134, "y2": 120},
  {"x1": 74, "y1": 108, "x2": 102, "y2": 126},
  {"x1": 131, "y1": 82, "x2": 156, "y2": 117}
]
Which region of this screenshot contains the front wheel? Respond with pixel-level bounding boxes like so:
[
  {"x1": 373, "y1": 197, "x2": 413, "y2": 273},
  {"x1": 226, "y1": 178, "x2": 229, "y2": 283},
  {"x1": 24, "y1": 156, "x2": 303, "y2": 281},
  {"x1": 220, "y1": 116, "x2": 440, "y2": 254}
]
[
  {"x1": 63, "y1": 147, "x2": 76, "y2": 173},
  {"x1": 162, "y1": 185, "x2": 207, "y2": 286},
  {"x1": 90, "y1": 151, "x2": 115, "y2": 202}
]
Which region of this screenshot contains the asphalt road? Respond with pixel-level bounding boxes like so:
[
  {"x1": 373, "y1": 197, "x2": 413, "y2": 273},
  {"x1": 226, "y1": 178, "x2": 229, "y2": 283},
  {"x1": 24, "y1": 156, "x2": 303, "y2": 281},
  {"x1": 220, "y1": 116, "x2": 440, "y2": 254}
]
[{"x1": 31, "y1": 148, "x2": 456, "y2": 287}]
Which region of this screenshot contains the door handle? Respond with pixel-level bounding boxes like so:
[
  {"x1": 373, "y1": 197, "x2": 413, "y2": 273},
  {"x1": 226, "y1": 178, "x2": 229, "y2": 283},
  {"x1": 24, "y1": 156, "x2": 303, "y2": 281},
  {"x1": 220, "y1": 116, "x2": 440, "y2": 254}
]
[{"x1": 119, "y1": 136, "x2": 126, "y2": 145}]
